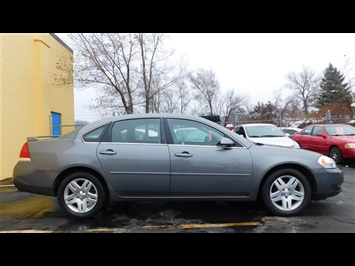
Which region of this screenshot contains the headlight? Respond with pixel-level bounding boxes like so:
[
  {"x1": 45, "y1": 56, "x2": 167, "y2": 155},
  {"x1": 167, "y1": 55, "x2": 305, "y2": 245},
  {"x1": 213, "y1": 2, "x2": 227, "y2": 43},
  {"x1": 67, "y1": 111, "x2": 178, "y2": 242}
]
[
  {"x1": 318, "y1": 155, "x2": 337, "y2": 168},
  {"x1": 293, "y1": 141, "x2": 300, "y2": 148},
  {"x1": 345, "y1": 143, "x2": 355, "y2": 149}
]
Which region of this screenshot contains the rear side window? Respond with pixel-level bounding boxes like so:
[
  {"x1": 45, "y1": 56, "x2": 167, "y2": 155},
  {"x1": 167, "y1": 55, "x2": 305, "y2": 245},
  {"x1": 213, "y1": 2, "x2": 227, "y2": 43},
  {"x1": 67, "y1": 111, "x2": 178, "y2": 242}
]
[{"x1": 111, "y1": 118, "x2": 161, "y2": 144}]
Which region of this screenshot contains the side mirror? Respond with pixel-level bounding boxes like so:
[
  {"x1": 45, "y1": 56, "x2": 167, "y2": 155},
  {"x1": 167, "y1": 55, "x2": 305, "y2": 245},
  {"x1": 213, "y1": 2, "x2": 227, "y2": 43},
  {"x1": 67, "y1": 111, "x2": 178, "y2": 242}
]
[
  {"x1": 220, "y1": 137, "x2": 234, "y2": 147},
  {"x1": 316, "y1": 133, "x2": 326, "y2": 138}
]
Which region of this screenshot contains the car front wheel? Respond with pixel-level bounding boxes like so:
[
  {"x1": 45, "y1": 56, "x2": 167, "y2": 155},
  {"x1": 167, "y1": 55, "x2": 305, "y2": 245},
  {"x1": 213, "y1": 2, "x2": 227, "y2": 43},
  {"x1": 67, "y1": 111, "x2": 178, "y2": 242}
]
[
  {"x1": 329, "y1": 146, "x2": 344, "y2": 164},
  {"x1": 262, "y1": 169, "x2": 311, "y2": 217},
  {"x1": 58, "y1": 172, "x2": 107, "y2": 220}
]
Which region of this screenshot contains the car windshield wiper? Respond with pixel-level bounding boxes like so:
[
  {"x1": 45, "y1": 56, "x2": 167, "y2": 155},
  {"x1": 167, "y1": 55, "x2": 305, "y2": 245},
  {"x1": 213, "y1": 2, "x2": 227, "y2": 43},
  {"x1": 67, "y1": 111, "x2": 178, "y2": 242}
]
[
  {"x1": 249, "y1": 135, "x2": 261, "y2": 138},
  {"x1": 344, "y1": 133, "x2": 355, "y2": 136},
  {"x1": 260, "y1": 135, "x2": 281, "y2": 137}
]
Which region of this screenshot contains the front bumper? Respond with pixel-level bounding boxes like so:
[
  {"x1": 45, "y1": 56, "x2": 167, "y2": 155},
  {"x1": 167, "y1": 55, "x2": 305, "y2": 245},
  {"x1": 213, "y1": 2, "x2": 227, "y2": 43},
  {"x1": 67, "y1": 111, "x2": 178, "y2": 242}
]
[{"x1": 312, "y1": 167, "x2": 343, "y2": 199}]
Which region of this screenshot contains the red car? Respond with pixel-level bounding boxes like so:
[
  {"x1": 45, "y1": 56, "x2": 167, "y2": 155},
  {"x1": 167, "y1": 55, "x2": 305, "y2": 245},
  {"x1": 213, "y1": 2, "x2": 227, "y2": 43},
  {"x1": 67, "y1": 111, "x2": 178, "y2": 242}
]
[{"x1": 292, "y1": 123, "x2": 355, "y2": 164}]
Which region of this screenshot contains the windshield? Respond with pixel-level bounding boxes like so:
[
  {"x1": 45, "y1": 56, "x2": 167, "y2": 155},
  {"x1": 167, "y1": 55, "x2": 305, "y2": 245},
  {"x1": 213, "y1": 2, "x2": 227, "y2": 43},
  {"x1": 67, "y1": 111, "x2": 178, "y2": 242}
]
[
  {"x1": 246, "y1": 125, "x2": 285, "y2": 138},
  {"x1": 325, "y1": 125, "x2": 355, "y2": 136}
]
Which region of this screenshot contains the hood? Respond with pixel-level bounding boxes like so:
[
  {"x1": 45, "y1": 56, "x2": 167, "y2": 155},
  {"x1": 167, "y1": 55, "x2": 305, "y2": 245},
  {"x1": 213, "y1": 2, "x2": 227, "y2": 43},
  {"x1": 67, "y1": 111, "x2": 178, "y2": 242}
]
[
  {"x1": 249, "y1": 136, "x2": 299, "y2": 148},
  {"x1": 330, "y1": 135, "x2": 355, "y2": 142}
]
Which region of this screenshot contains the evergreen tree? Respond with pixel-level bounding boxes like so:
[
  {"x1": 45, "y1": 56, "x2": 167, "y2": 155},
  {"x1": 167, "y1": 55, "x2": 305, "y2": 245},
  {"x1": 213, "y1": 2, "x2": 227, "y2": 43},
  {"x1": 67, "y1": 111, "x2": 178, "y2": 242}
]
[
  {"x1": 315, "y1": 63, "x2": 353, "y2": 113},
  {"x1": 249, "y1": 101, "x2": 278, "y2": 123}
]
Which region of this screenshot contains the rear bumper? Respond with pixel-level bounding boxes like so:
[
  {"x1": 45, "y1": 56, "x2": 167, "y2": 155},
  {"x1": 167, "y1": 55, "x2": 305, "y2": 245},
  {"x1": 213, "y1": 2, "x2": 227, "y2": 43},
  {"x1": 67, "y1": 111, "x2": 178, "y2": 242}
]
[{"x1": 12, "y1": 160, "x2": 56, "y2": 196}]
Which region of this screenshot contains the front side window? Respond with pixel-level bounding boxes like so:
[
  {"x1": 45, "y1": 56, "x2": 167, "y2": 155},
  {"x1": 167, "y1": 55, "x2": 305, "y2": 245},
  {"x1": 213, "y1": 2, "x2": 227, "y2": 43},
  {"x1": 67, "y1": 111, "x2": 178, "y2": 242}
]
[
  {"x1": 312, "y1": 126, "x2": 324, "y2": 136},
  {"x1": 167, "y1": 119, "x2": 224, "y2": 146}
]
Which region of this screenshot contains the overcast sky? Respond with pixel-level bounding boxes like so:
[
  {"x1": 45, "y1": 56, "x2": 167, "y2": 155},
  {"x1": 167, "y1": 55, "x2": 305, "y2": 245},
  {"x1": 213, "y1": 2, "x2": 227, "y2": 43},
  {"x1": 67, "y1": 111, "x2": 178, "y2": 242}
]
[{"x1": 56, "y1": 33, "x2": 355, "y2": 122}]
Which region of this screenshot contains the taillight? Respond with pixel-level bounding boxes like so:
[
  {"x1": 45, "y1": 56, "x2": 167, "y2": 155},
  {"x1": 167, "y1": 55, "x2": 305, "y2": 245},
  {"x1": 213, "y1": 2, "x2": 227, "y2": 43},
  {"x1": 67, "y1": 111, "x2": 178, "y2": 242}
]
[{"x1": 19, "y1": 142, "x2": 31, "y2": 158}]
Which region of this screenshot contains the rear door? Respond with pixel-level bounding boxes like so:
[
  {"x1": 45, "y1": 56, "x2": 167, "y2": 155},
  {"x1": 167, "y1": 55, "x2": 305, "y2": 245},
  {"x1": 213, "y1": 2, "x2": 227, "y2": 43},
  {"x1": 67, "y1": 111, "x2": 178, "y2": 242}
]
[
  {"x1": 295, "y1": 126, "x2": 314, "y2": 149},
  {"x1": 97, "y1": 118, "x2": 171, "y2": 197}
]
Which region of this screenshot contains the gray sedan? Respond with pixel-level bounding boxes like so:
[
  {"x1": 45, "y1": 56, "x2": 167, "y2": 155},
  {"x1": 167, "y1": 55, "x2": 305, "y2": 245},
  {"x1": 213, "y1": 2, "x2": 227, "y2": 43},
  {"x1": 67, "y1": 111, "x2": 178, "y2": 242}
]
[{"x1": 13, "y1": 113, "x2": 343, "y2": 219}]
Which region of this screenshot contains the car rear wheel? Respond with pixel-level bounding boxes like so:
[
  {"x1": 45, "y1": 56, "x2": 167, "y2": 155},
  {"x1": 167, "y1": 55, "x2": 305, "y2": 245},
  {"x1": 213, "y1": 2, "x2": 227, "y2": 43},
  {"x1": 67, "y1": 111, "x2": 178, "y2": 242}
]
[
  {"x1": 262, "y1": 169, "x2": 311, "y2": 216},
  {"x1": 58, "y1": 172, "x2": 107, "y2": 220},
  {"x1": 329, "y1": 146, "x2": 344, "y2": 164}
]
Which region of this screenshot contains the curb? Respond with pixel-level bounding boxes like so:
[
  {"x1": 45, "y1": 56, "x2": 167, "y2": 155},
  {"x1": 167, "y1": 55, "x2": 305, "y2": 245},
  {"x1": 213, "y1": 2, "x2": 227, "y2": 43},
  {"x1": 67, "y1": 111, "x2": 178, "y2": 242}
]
[{"x1": 0, "y1": 177, "x2": 14, "y2": 188}]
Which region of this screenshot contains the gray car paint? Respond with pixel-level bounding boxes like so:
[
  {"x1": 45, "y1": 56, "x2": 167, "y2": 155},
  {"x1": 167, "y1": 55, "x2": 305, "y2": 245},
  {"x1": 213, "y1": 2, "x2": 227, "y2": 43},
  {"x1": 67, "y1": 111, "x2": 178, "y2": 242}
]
[{"x1": 13, "y1": 113, "x2": 343, "y2": 203}]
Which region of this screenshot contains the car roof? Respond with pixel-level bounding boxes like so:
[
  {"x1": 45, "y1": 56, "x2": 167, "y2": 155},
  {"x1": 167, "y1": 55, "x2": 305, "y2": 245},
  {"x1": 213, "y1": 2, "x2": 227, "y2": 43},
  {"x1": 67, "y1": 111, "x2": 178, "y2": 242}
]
[
  {"x1": 305, "y1": 123, "x2": 350, "y2": 127},
  {"x1": 238, "y1": 123, "x2": 277, "y2": 127},
  {"x1": 280, "y1": 127, "x2": 301, "y2": 130},
  {"x1": 77, "y1": 113, "x2": 232, "y2": 136}
]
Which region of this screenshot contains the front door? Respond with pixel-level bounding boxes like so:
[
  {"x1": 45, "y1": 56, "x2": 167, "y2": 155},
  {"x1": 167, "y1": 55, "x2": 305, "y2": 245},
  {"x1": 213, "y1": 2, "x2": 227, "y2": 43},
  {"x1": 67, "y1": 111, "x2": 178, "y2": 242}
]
[{"x1": 166, "y1": 118, "x2": 253, "y2": 197}]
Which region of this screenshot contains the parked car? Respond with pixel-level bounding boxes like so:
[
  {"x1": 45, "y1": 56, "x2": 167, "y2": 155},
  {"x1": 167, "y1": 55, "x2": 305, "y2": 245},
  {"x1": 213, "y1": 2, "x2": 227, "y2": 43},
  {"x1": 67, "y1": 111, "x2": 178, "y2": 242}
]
[
  {"x1": 292, "y1": 123, "x2": 355, "y2": 164},
  {"x1": 13, "y1": 113, "x2": 343, "y2": 219},
  {"x1": 280, "y1": 127, "x2": 302, "y2": 139},
  {"x1": 225, "y1": 124, "x2": 235, "y2": 130},
  {"x1": 234, "y1": 123, "x2": 300, "y2": 148}
]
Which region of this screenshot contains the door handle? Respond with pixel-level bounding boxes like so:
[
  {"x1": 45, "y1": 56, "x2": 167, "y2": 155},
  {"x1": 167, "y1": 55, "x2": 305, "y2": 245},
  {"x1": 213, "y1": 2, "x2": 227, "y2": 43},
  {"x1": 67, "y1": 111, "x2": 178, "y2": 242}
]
[
  {"x1": 174, "y1": 152, "x2": 193, "y2": 158},
  {"x1": 99, "y1": 149, "x2": 117, "y2": 155}
]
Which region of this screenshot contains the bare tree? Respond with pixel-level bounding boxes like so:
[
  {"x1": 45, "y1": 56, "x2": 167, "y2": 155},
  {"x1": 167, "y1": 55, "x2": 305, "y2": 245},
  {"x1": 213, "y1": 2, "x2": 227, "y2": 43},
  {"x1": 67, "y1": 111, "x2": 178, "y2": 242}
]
[
  {"x1": 176, "y1": 78, "x2": 193, "y2": 114},
  {"x1": 68, "y1": 33, "x2": 180, "y2": 115},
  {"x1": 270, "y1": 88, "x2": 295, "y2": 126},
  {"x1": 157, "y1": 77, "x2": 192, "y2": 113},
  {"x1": 278, "y1": 98, "x2": 294, "y2": 126},
  {"x1": 50, "y1": 52, "x2": 74, "y2": 86},
  {"x1": 341, "y1": 55, "x2": 355, "y2": 92},
  {"x1": 69, "y1": 33, "x2": 137, "y2": 114},
  {"x1": 286, "y1": 66, "x2": 320, "y2": 115},
  {"x1": 149, "y1": 56, "x2": 190, "y2": 113},
  {"x1": 189, "y1": 68, "x2": 220, "y2": 115},
  {"x1": 216, "y1": 89, "x2": 250, "y2": 125},
  {"x1": 285, "y1": 98, "x2": 303, "y2": 123},
  {"x1": 135, "y1": 33, "x2": 181, "y2": 113},
  {"x1": 157, "y1": 89, "x2": 177, "y2": 113}
]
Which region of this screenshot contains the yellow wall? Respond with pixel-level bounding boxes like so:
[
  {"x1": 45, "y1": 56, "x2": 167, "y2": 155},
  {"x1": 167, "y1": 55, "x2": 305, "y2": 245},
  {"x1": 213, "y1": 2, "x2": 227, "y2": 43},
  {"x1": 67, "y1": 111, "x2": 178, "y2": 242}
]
[{"x1": 1, "y1": 33, "x2": 74, "y2": 180}]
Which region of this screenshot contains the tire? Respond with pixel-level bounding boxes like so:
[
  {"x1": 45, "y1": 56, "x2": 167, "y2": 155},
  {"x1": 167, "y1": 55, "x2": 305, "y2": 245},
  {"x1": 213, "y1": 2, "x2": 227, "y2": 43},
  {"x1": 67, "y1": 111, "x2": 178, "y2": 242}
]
[
  {"x1": 261, "y1": 169, "x2": 311, "y2": 217},
  {"x1": 329, "y1": 146, "x2": 344, "y2": 165},
  {"x1": 57, "y1": 172, "x2": 107, "y2": 220}
]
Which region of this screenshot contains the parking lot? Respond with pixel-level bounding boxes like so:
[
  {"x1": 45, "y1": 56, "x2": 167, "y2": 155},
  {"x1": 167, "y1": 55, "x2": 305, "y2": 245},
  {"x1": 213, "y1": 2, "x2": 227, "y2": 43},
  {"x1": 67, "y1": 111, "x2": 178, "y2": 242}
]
[{"x1": 0, "y1": 162, "x2": 354, "y2": 233}]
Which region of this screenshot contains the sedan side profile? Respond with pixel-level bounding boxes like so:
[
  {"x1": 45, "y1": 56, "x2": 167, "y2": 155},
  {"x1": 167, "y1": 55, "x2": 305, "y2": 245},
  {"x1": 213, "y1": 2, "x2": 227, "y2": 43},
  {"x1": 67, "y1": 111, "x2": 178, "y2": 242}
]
[
  {"x1": 13, "y1": 113, "x2": 343, "y2": 219},
  {"x1": 292, "y1": 123, "x2": 355, "y2": 164}
]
